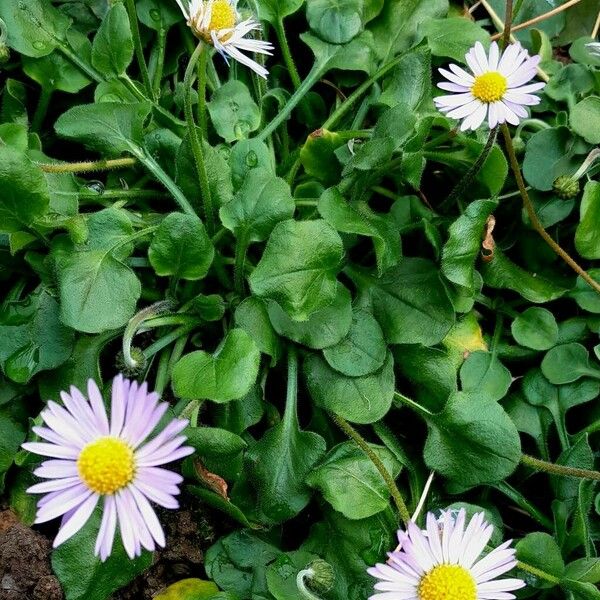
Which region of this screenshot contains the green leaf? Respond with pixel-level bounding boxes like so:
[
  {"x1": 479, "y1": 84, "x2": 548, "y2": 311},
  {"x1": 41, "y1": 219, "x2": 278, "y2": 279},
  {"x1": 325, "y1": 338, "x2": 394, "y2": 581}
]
[
  {"x1": 422, "y1": 17, "x2": 489, "y2": 62},
  {"x1": 0, "y1": 0, "x2": 71, "y2": 58},
  {"x1": 541, "y1": 343, "x2": 600, "y2": 385},
  {"x1": 570, "y1": 97, "x2": 600, "y2": 144},
  {"x1": 301, "y1": 32, "x2": 376, "y2": 74},
  {"x1": 172, "y1": 329, "x2": 261, "y2": 403},
  {"x1": 322, "y1": 308, "x2": 387, "y2": 376},
  {"x1": 379, "y1": 45, "x2": 432, "y2": 110},
  {"x1": 318, "y1": 187, "x2": 401, "y2": 276},
  {"x1": 459, "y1": 351, "x2": 512, "y2": 402},
  {"x1": 246, "y1": 358, "x2": 326, "y2": 523},
  {"x1": 188, "y1": 486, "x2": 254, "y2": 529},
  {"x1": 441, "y1": 199, "x2": 497, "y2": 291},
  {"x1": 424, "y1": 391, "x2": 521, "y2": 486},
  {"x1": 368, "y1": 0, "x2": 449, "y2": 61},
  {"x1": 91, "y1": 3, "x2": 134, "y2": 78},
  {"x1": 0, "y1": 146, "x2": 49, "y2": 233},
  {"x1": 23, "y1": 52, "x2": 91, "y2": 94},
  {"x1": 267, "y1": 285, "x2": 352, "y2": 350},
  {"x1": 523, "y1": 127, "x2": 579, "y2": 191},
  {"x1": 570, "y1": 270, "x2": 600, "y2": 313},
  {"x1": 516, "y1": 532, "x2": 564, "y2": 587},
  {"x1": 230, "y1": 139, "x2": 274, "y2": 189},
  {"x1": 0, "y1": 288, "x2": 74, "y2": 384},
  {"x1": 148, "y1": 213, "x2": 214, "y2": 280},
  {"x1": 481, "y1": 247, "x2": 567, "y2": 303},
  {"x1": 235, "y1": 297, "x2": 282, "y2": 362},
  {"x1": 54, "y1": 209, "x2": 141, "y2": 334},
  {"x1": 55, "y1": 102, "x2": 152, "y2": 156},
  {"x1": 137, "y1": 0, "x2": 181, "y2": 31},
  {"x1": 306, "y1": 441, "x2": 401, "y2": 519},
  {"x1": 220, "y1": 168, "x2": 295, "y2": 243},
  {"x1": 249, "y1": 219, "x2": 344, "y2": 322},
  {"x1": 304, "y1": 351, "x2": 395, "y2": 424},
  {"x1": 266, "y1": 550, "x2": 320, "y2": 600},
  {"x1": 186, "y1": 426, "x2": 246, "y2": 481},
  {"x1": 0, "y1": 412, "x2": 25, "y2": 493},
  {"x1": 575, "y1": 181, "x2": 600, "y2": 259},
  {"x1": 255, "y1": 0, "x2": 305, "y2": 23},
  {"x1": 153, "y1": 579, "x2": 220, "y2": 600},
  {"x1": 306, "y1": 0, "x2": 363, "y2": 44},
  {"x1": 51, "y1": 510, "x2": 153, "y2": 600},
  {"x1": 511, "y1": 307, "x2": 559, "y2": 351},
  {"x1": 365, "y1": 258, "x2": 455, "y2": 345},
  {"x1": 208, "y1": 81, "x2": 261, "y2": 143}
]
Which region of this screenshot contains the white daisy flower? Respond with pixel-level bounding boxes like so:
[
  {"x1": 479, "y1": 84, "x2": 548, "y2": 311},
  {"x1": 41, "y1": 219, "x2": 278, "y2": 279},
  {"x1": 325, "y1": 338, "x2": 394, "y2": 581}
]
[
  {"x1": 175, "y1": 0, "x2": 274, "y2": 79},
  {"x1": 434, "y1": 41, "x2": 546, "y2": 131},
  {"x1": 23, "y1": 374, "x2": 194, "y2": 561},
  {"x1": 368, "y1": 509, "x2": 526, "y2": 600}
]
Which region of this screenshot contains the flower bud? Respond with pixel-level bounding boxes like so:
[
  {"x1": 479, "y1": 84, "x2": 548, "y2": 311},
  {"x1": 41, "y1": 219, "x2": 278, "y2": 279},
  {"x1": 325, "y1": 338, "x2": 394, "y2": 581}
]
[
  {"x1": 0, "y1": 43, "x2": 10, "y2": 65},
  {"x1": 305, "y1": 560, "x2": 335, "y2": 595},
  {"x1": 552, "y1": 175, "x2": 580, "y2": 200},
  {"x1": 511, "y1": 136, "x2": 525, "y2": 155},
  {"x1": 116, "y1": 347, "x2": 147, "y2": 377}
]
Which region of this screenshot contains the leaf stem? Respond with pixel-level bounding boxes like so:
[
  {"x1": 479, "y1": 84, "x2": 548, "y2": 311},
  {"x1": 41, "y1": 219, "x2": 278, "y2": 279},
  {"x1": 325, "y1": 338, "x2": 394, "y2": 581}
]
[
  {"x1": 57, "y1": 42, "x2": 103, "y2": 83},
  {"x1": 234, "y1": 231, "x2": 250, "y2": 297},
  {"x1": 31, "y1": 87, "x2": 52, "y2": 132},
  {"x1": 394, "y1": 392, "x2": 434, "y2": 417},
  {"x1": 124, "y1": 0, "x2": 156, "y2": 101},
  {"x1": 285, "y1": 346, "x2": 299, "y2": 434},
  {"x1": 500, "y1": 124, "x2": 600, "y2": 296},
  {"x1": 329, "y1": 412, "x2": 411, "y2": 525},
  {"x1": 184, "y1": 42, "x2": 215, "y2": 233},
  {"x1": 37, "y1": 157, "x2": 137, "y2": 174},
  {"x1": 521, "y1": 454, "x2": 600, "y2": 481},
  {"x1": 152, "y1": 27, "x2": 167, "y2": 98},
  {"x1": 197, "y1": 45, "x2": 210, "y2": 138},
  {"x1": 275, "y1": 17, "x2": 301, "y2": 89}
]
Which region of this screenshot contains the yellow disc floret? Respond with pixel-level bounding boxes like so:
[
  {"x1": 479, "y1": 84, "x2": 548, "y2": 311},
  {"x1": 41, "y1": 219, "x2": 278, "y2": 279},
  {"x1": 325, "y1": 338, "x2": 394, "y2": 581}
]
[
  {"x1": 471, "y1": 72, "x2": 507, "y2": 103},
  {"x1": 191, "y1": 0, "x2": 236, "y2": 42},
  {"x1": 418, "y1": 565, "x2": 477, "y2": 600},
  {"x1": 77, "y1": 437, "x2": 135, "y2": 495}
]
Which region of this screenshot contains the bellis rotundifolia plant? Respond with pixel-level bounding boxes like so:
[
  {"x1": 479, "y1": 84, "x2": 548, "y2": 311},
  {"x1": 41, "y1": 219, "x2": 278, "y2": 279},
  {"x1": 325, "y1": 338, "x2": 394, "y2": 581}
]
[{"x1": 2, "y1": 0, "x2": 600, "y2": 598}]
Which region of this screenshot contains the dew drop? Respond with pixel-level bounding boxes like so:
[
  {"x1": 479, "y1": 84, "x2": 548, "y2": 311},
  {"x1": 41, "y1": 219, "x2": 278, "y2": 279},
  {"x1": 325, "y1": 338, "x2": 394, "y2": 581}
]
[
  {"x1": 233, "y1": 121, "x2": 250, "y2": 140},
  {"x1": 149, "y1": 8, "x2": 161, "y2": 21},
  {"x1": 84, "y1": 180, "x2": 105, "y2": 194},
  {"x1": 32, "y1": 40, "x2": 46, "y2": 50},
  {"x1": 245, "y1": 150, "x2": 258, "y2": 167}
]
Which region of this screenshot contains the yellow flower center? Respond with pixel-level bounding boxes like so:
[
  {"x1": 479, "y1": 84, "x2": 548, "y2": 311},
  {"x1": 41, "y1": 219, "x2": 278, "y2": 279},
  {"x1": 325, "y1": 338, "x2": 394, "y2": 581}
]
[
  {"x1": 418, "y1": 565, "x2": 477, "y2": 600},
  {"x1": 191, "y1": 0, "x2": 236, "y2": 42},
  {"x1": 471, "y1": 72, "x2": 507, "y2": 103},
  {"x1": 77, "y1": 437, "x2": 135, "y2": 495}
]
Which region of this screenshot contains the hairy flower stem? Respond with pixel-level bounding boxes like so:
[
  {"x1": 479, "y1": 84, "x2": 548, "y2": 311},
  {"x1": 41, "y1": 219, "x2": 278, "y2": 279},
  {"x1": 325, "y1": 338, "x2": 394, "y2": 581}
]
[
  {"x1": 330, "y1": 413, "x2": 411, "y2": 525},
  {"x1": 517, "y1": 561, "x2": 561, "y2": 585},
  {"x1": 197, "y1": 46, "x2": 210, "y2": 138},
  {"x1": 37, "y1": 157, "x2": 137, "y2": 174},
  {"x1": 125, "y1": 0, "x2": 156, "y2": 101},
  {"x1": 442, "y1": 127, "x2": 498, "y2": 209},
  {"x1": 521, "y1": 454, "x2": 600, "y2": 481},
  {"x1": 275, "y1": 18, "x2": 301, "y2": 90},
  {"x1": 501, "y1": 124, "x2": 600, "y2": 296},
  {"x1": 184, "y1": 42, "x2": 215, "y2": 233}
]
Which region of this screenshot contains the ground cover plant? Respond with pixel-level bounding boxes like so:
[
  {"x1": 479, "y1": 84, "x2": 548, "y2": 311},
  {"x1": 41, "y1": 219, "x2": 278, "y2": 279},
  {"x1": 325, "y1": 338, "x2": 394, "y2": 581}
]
[{"x1": 0, "y1": 0, "x2": 599, "y2": 598}]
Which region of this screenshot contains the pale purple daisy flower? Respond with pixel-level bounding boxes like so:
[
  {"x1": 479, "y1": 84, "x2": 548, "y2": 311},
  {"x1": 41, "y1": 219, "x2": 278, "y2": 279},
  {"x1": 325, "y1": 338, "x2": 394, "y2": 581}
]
[
  {"x1": 174, "y1": 0, "x2": 274, "y2": 79},
  {"x1": 434, "y1": 41, "x2": 546, "y2": 131},
  {"x1": 368, "y1": 509, "x2": 526, "y2": 600},
  {"x1": 23, "y1": 374, "x2": 194, "y2": 561}
]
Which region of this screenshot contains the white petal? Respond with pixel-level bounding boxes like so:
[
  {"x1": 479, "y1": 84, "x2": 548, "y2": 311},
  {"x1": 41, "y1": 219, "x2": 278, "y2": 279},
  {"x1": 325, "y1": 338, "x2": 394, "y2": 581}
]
[
  {"x1": 437, "y1": 82, "x2": 471, "y2": 92},
  {"x1": 446, "y1": 99, "x2": 481, "y2": 120},
  {"x1": 95, "y1": 495, "x2": 117, "y2": 561},
  {"x1": 110, "y1": 374, "x2": 127, "y2": 437},
  {"x1": 474, "y1": 41, "x2": 489, "y2": 71},
  {"x1": 115, "y1": 491, "x2": 137, "y2": 559},
  {"x1": 488, "y1": 42, "x2": 500, "y2": 70},
  {"x1": 87, "y1": 379, "x2": 109, "y2": 435},
  {"x1": 465, "y1": 48, "x2": 485, "y2": 76},
  {"x1": 22, "y1": 442, "x2": 79, "y2": 460},
  {"x1": 503, "y1": 91, "x2": 541, "y2": 106},
  {"x1": 129, "y1": 485, "x2": 166, "y2": 547},
  {"x1": 439, "y1": 67, "x2": 473, "y2": 87},
  {"x1": 35, "y1": 485, "x2": 92, "y2": 523},
  {"x1": 434, "y1": 92, "x2": 475, "y2": 108},
  {"x1": 479, "y1": 578, "x2": 526, "y2": 592},
  {"x1": 34, "y1": 460, "x2": 78, "y2": 479},
  {"x1": 508, "y1": 81, "x2": 545, "y2": 94},
  {"x1": 53, "y1": 493, "x2": 99, "y2": 547},
  {"x1": 27, "y1": 477, "x2": 81, "y2": 494}
]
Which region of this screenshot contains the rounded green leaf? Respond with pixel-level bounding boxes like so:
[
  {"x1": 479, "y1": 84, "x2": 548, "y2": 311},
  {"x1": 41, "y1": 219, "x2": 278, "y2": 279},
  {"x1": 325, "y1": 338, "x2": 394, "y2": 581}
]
[
  {"x1": 541, "y1": 343, "x2": 600, "y2": 384},
  {"x1": 267, "y1": 285, "x2": 352, "y2": 350},
  {"x1": 323, "y1": 309, "x2": 386, "y2": 376},
  {"x1": 575, "y1": 181, "x2": 600, "y2": 260},
  {"x1": 219, "y1": 168, "x2": 295, "y2": 243},
  {"x1": 304, "y1": 352, "x2": 395, "y2": 424},
  {"x1": 149, "y1": 213, "x2": 214, "y2": 280},
  {"x1": 208, "y1": 81, "x2": 261, "y2": 143},
  {"x1": 153, "y1": 579, "x2": 220, "y2": 600},
  {"x1": 511, "y1": 307, "x2": 559, "y2": 351},
  {"x1": 234, "y1": 297, "x2": 282, "y2": 361},
  {"x1": 422, "y1": 17, "x2": 489, "y2": 62},
  {"x1": 91, "y1": 3, "x2": 134, "y2": 78},
  {"x1": 0, "y1": 146, "x2": 49, "y2": 233},
  {"x1": 570, "y1": 97, "x2": 600, "y2": 144},
  {"x1": 307, "y1": 0, "x2": 363, "y2": 44},
  {"x1": 172, "y1": 329, "x2": 261, "y2": 403},
  {"x1": 459, "y1": 351, "x2": 512, "y2": 402},
  {"x1": 306, "y1": 441, "x2": 401, "y2": 519},
  {"x1": 249, "y1": 220, "x2": 344, "y2": 322}
]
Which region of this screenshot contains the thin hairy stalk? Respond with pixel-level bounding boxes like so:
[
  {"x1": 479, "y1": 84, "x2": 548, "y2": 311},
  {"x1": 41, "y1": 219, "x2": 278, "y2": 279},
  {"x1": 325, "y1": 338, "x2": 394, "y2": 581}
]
[
  {"x1": 184, "y1": 43, "x2": 215, "y2": 232},
  {"x1": 37, "y1": 157, "x2": 137, "y2": 174},
  {"x1": 125, "y1": 0, "x2": 156, "y2": 100},
  {"x1": 275, "y1": 17, "x2": 301, "y2": 89},
  {"x1": 442, "y1": 127, "x2": 498, "y2": 209},
  {"x1": 491, "y1": 0, "x2": 583, "y2": 41},
  {"x1": 197, "y1": 46, "x2": 210, "y2": 138},
  {"x1": 501, "y1": 124, "x2": 600, "y2": 296},
  {"x1": 517, "y1": 561, "x2": 561, "y2": 585},
  {"x1": 521, "y1": 454, "x2": 600, "y2": 481},
  {"x1": 330, "y1": 412, "x2": 411, "y2": 525}
]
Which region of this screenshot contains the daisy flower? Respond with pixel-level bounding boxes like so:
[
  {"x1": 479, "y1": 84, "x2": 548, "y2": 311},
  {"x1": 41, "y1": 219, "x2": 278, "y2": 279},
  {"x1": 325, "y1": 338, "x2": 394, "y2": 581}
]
[
  {"x1": 23, "y1": 374, "x2": 194, "y2": 561},
  {"x1": 368, "y1": 509, "x2": 526, "y2": 600},
  {"x1": 434, "y1": 41, "x2": 545, "y2": 131},
  {"x1": 175, "y1": 0, "x2": 274, "y2": 78}
]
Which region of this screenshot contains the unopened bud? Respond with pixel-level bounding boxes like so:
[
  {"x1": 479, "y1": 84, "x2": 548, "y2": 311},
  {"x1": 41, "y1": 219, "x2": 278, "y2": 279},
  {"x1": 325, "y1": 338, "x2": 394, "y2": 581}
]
[
  {"x1": 552, "y1": 175, "x2": 580, "y2": 200},
  {"x1": 116, "y1": 347, "x2": 147, "y2": 377},
  {"x1": 305, "y1": 560, "x2": 335, "y2": 595},
  {"x1": 0, "y1": 44, "x2": 10, "y2": 65},
  {"x1": 511, "y1": 136, "x2": 525, "y2": 155}
]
